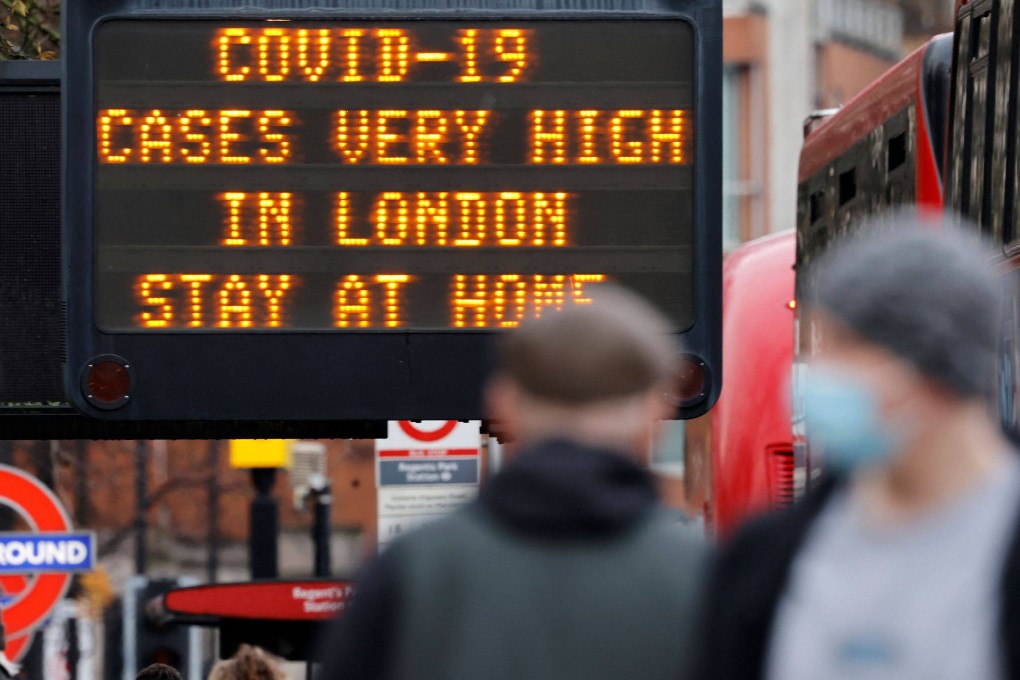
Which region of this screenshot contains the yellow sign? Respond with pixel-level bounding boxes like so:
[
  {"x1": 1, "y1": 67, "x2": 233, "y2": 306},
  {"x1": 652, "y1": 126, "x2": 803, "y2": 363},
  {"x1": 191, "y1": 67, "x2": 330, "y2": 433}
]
[{"x1": 229, "y1": 439, "x2": 292, "y2": 468}]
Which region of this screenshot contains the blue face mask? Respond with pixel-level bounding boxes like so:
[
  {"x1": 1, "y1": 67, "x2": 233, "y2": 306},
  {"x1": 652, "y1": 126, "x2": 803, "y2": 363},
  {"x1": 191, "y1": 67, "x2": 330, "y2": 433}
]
[{"x1": 802, "y1": 368, "x2": 904, "y2": 472}]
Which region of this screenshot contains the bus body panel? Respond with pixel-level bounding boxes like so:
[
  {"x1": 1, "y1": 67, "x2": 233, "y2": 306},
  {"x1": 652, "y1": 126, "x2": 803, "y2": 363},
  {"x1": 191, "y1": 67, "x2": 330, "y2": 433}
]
[{"x1": 711, "y1": 230, "x2": 796, "y2": 536}]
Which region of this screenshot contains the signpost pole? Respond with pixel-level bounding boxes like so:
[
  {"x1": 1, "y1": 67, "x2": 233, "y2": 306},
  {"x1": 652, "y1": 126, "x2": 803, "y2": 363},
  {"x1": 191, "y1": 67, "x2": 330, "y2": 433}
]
[
  {"x1": 135, "y1": 440, "x2": 148, "y2": 575},
  {"x1": 65, "y1": 615, "x2": 79, "y2": 680},
  {"x1": 24, "y1": 635, "x2": 42, "y2": 680},
  {"x1": 0, "y1": 442, "x2": 10, "y2": 531},
  {"x1": 249, "y1": 468, "x2": 279, "y2": 579},
  {"x1": 75, "y1": 441, "x2": 89, "y2": 526},
  {"x1": 312, "y1": 482, "x2": 331, "y2": 578},
  {"x1": 207, "y1": 440, "x2": 220, "y2": 583}
]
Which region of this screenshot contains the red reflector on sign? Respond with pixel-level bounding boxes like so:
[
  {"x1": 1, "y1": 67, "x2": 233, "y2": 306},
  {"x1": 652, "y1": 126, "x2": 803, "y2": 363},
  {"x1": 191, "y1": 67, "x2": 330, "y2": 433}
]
[
  {"x1": 669, "y1": 357, "x2": 707, "y2": 405},
  {"x1": 86, "y1": 360, "x2": 131, "y2": 404}
]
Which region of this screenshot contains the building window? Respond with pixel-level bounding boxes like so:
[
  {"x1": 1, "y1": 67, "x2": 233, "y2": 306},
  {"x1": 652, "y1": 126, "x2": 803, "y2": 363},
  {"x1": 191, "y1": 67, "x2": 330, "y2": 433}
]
[{"x1": 723, "y1": 64, "x2": 745, "y2": 251}]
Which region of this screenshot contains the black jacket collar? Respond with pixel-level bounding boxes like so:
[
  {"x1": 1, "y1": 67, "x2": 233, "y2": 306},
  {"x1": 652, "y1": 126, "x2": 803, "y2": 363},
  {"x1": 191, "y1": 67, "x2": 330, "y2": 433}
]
[
  {"x1": 692, "y1": 471, "x2": 1020, "y2": 680},
  {"x1": 478, "y1": 438, "x2": 659, "y2": 539}
]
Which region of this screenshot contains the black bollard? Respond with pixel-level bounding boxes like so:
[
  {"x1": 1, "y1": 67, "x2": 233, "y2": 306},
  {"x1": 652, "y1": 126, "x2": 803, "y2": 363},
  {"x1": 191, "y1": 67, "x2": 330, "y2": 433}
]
[
  {"x1": 311, "y1": 479, "x2": 332, "y2": 578},
  {"x1": 249, "y1": 468, "x2": 279, "y2": 579}
]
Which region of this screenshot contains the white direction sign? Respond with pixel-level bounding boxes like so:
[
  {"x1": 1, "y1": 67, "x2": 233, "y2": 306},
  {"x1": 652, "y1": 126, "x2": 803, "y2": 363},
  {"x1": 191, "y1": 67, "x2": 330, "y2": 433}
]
[{"x1": 376, "y1": 421, "x2": 481, "y2": 551}]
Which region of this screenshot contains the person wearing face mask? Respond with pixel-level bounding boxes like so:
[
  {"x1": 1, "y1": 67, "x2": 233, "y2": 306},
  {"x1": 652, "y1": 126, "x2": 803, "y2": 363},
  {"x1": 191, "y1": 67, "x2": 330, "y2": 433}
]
[{"x1": 687, "y1": 217, "x2": 1020, "y2": 680}]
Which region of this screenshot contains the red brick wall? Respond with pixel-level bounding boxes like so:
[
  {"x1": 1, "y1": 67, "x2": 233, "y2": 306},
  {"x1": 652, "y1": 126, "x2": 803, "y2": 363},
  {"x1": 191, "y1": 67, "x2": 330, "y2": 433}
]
[
  {"x1": 6, "y1": 439, "x2": 379, "y2": 552},
  {"x1": 817, "y1": 42, "x2": 899, "y2": 109}
]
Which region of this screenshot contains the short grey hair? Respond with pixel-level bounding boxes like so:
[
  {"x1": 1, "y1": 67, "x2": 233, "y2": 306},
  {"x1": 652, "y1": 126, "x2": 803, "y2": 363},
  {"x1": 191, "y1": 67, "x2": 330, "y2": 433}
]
[
  {"x1": 497, "y1": 286, "x2": 677, "y2": 404},
  {"x1": 811, "y1": 213, "x2": 1002, "y2": 397}
]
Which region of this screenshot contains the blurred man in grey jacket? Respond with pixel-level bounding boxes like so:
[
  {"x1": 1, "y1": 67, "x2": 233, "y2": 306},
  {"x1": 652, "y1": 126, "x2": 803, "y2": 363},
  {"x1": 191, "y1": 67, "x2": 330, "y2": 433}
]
[{"x1": 317, "y1": 286, "x2": 705, "y2": 680}]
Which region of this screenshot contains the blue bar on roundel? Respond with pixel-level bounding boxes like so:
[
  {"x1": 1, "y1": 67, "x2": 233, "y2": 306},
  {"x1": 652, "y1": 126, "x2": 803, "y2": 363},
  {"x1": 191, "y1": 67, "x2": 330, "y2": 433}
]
[{"x1": 0, "y1": 533, "x2": 96, "y2": 573}]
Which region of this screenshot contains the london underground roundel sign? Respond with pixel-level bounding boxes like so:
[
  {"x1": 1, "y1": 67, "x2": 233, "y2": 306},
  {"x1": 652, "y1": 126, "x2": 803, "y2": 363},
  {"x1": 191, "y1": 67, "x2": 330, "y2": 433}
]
[
  {"x1": 0, "y1": 465, "x2": 95, "y2": 661},
  {"x1": 397, "y1": 421, "x2": 459, "y2": 442}
]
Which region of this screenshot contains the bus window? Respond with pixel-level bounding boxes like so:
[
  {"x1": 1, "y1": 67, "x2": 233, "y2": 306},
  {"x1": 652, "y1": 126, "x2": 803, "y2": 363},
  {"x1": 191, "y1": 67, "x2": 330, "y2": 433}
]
[
  {"x1": 1001, "y1": 283, "x2": 1020, "y2": 436},
  {"x1": 1014, "y1": 23, "x2": 1020, "y2": 251},
  {"x1": 888, "y1": 131, "x2": 907, "y2": 172},
  {"x1": 969, "y1": 11, "x2": 991, "y2": 230},
  {"x1": 884, "y1": 110, "x2": 915, "y2": 208},
  {"x1": 839, "y1": 168, "x2": 857, "y2": 206},
  {"x1": 809, "y1": 190, "x2": 825, "y2": 225},
  {"x1": 990, "y1": 0, "x2": 1015, "y2": 245},
  {"x1": 949, "y1": 12, "x2": 973, "y2": 215}
]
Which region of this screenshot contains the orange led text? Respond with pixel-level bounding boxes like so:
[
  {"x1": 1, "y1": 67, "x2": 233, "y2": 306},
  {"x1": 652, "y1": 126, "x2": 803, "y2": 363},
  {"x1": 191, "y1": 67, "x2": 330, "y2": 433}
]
[
  {"x1": 98, "y1": 109, "x2": 294, "y2": 164},
  {"x1": 452, "y1": 274, "x2": 607, "y2": 328},
  {"x1": 135, "y1": 274, "x2": 295, "y2": 328},
  {"x1": 334, "y1": 109, "x2": 492, "y2": 164},
  {"x1": 216, "y1": 27, "x2": 533, "y2": 83},
  {"x1": 220, "y1": 192, "x2": 294, "y2": 246},
  {"x1": 530, "y1": 109, "x2": 690, "y2": 164},
  {"x1": 334, "y1": 275, "x2": 414, "y2": 328},
  {"x1": 336, "y1": 191, "x2": 570, "y2": 246}
]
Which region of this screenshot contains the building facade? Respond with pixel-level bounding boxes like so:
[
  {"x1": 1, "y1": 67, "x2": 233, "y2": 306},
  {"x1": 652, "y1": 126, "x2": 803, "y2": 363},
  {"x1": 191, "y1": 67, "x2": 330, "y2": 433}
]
[{"x1": 721, "y1": 0, "x2": 908, "y2": 250}]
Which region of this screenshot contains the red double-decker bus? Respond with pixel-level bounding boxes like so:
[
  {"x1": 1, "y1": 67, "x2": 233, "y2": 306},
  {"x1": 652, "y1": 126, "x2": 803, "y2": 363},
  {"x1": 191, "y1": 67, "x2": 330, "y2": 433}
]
[
  {"x1": 716, "y1": 0, "x2": 1020, "y2": 525},
  {"x1": 704, "y1": 34, "x2": 954, "y2": 531}
]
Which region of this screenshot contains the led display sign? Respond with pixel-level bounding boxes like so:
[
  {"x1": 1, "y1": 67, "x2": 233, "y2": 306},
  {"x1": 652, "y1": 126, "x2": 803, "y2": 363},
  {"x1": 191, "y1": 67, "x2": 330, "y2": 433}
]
[
  {"x1": 64, "y1": 1, "x2": 721, "y2": 426},
  {"x1": 94, "y1": 20, "x2": 693, "y2": 331}
]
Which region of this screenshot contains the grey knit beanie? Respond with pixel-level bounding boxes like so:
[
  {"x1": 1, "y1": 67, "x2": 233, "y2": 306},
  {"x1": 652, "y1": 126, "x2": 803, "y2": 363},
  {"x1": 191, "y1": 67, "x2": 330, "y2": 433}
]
[{"x1": 811, "y1": 215, "x2": 1002, "y2": 397}]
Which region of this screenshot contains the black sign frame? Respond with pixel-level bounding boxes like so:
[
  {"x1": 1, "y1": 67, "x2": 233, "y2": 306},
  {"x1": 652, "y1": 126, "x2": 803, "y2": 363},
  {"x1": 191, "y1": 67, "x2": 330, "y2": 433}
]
[{"x1": 64, "y1": 0, "x2": 722, "y2": 426}]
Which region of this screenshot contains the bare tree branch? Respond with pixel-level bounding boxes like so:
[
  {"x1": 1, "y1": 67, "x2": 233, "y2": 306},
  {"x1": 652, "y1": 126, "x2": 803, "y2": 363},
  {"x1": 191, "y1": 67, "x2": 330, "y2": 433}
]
[{"x1": 97, "y1": 477, "x2": 247, "y2": 554}]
